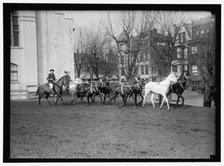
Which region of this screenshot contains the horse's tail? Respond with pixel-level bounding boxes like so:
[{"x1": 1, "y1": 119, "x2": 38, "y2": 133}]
[{"x1": 36, "y1": 86, "x2": 40, "y2": 96}]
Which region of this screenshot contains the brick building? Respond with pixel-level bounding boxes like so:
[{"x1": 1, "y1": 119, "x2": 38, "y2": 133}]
[
  {"x1": 172, "y1": 23, "x2": 192, "y2": 78},
  {"x1": 10, "y1": 11, "x2": 75, "y2": 99},
  {"x1": 188, "y1": 15, "x2": 215, "y2": 86},
  {"x1": 117, "y1": 28, "x2": 171, "y2": 82}
]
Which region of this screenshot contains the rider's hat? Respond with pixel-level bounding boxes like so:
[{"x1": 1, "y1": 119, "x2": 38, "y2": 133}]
[{"x1": 50, "y1": 69, "x2": 54, "y2": 72}]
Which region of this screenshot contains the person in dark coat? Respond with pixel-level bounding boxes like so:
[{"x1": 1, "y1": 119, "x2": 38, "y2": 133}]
[{"x1": 47, "y1": 69, "x2": 56, "y2": 92}]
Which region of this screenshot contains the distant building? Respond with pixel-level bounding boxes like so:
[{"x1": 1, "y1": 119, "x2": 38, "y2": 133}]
[
  {"x1": 117, "y1": 28, "x2": 171, "y2": 82},
  {"x1": 10, "y1": 11, "x2": 74, "y2": 99},
  {"x1": 188, "y1": 15, "x2": 215, "y2": 86},
  {"x1": 172, "y1": 23, "x2": 192, "y2": 77}
]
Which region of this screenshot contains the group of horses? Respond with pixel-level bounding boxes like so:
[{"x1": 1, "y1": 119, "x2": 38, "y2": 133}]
[{"x1": 36, "y1": 71, "x2": 191, "y2": 110}]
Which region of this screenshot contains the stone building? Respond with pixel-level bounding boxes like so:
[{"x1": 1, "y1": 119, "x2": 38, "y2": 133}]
[{"x1": 10, "y1": 11, "x2": 75, "y2": 99}]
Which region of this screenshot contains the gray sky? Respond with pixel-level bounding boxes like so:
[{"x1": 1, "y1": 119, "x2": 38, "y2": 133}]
[{"x1": 65, "y1": 10, "x2": 212, "y2": 28}]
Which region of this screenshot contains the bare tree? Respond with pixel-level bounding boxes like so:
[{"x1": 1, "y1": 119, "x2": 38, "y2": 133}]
[
  {"x1": 84, "y1": 25, "x2": 112, "y2": 79},
  {"x1": 103, "y1": 11, "x2": 157, "y2": 81},
  {"x1": 73, "y1": 27, "x2": 87, "y2": 78},
  {"x1": 154, "y1": 11, "x2": 191, "y2": 78}
]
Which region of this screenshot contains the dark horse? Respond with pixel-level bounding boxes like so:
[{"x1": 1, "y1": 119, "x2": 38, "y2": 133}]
[
  {"x1": 95, "y1": 79, "x2": 114, "y2": 104},
  {"x1": 76, "y1": 82, "x2": 97, "y2": 104},
  {"x1": 159, "y1": 71, "x2": 191, "y2": 107},
  {"x1": 36, "y1": 75, "x2": 70, "y2": 106},
  {"x1": 109, "y1": 83, "x2": 133, "y2": 107},
  {"x1": 130, "y1": 82, "x2": 144, "y2": 106}
]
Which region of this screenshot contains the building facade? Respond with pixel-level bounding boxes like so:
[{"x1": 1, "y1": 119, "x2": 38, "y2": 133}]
[
  {"x1": 172, "y1": 23, "x2": 192, "y2": 78},
  {"x1": 188, "y1": 15, "x2": 215, "y2": 86},
  {"x1": 10, "y1": 11, "x2": 75, "y2": 99},
  {"x1": 117, "y1": 29, "x2": 170, "y2": 82}
]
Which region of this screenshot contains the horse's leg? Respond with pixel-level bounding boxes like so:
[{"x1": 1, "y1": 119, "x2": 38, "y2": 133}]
[
  {"x1": 134, "y1": 93, "x2": 137, "y2": 107},
  {"x1": 38, "y1": 94, "x2": 43, "y2": 106},
  {"x1": 60, "y1": 96, "x2": 65, "y2": 106},
  {"x1": 123, "y1": 94, "x2": 129, "y2": 107},
  {"x1": 91, "y1": 95, "x2": 94, "y2": 103},
  {"x1": 110, "y1": 93, "x2": 118, "y2": 103},
  {"x1": 159, "y1": 95, "x2": 165, "y2": 109},
  {"x1": 103, "y1": 95, "x2": 106, "y2": 104},
  {"x1": 176, "y1": 95, "x2": 180, "y2": 107},
  {"x1": 151, "y1": 93, "x2": 156, "y2": 108},
  {"x1": 87, "y1": 95, "x2": 90, "y2": 104},
  {"x1": 54, "y1": 95, "x2": 58, "y2": 105},
  {"x1": 138, "y1": 92, "x2": 143, "y2": 105},
  {"x1": 143, "y1": 89, "x2": 150, "y2": 107},
  {"x1": 180, "y1": 95, "x2": 184, "y2": 107},
  {"x1": 45, "y1": 93, "x2": 51, "y2": 106},
  {"x1": 70, "y1": 92, "x2": 75, "y2": 104},
  {"x1": 163, "y1": 95, "x2": 170, "y2": 110}
]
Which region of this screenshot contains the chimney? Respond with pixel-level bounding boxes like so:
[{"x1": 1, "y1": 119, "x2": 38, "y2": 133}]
[{"x1": 153, "y1": 28, "x2": 157, "y2": 33}]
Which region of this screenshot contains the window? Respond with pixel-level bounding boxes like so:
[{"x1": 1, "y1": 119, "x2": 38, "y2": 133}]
[
  {"x1": 183, "y1": 32, "x2": 186, "y2": 43},
  {"x1": 177, "y1": 48, "x2": 182, "y2": 59},
  {"x1": 184, "y1": 48, "x2": 188, "y2": 59},
  {"x1": 145, "y1": 65, "x2": 149, "y2": 75},
  {"x1": 180, "y1": 33, "x2": 184, "y2": 43},
  {"x1": 173, "y1": 65, "x2": 177, "y2": 72},
  {"x1": 184, "y1": 65, "x2": 188, "y2": 71},
  {"x1": 141, "y1": 65, "x2": 144, "y2": 75},
  {"x1": 195, "y1": 30, "x2": 199, "y2": 38},
  {"x1": 145, "y1": 52, "x2": 148, "y2": 61},
  {"x1": 191, "y1": 46, "x2": 197, "y2": 55},
  {"x1": 192, "y1": 65, "x2": 198, "y2": 75},
  {"x1": 140, "y1": 52, "x2": 144, "y2": 61},
  {"x1": 152, "y1": 66, "x2": 157, "y2": 74},
  {"x1": 11, "y1": 11, "x2": 19, "y2": 46},
  {"x1": 11, "y1": 63, "x2": 18, "y2": 81}
]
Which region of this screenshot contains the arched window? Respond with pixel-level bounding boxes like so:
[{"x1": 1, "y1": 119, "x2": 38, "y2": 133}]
[
  {"x1": 10, "y1": 11, "x2": 19, "y2": 46},
  {"x1": 11, "y1": 63, "x2": 18, "y2": 81}
]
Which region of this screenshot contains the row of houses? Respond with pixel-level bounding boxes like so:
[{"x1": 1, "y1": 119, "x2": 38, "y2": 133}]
[{"x1": 117, "y1": 15, "x2": 215, "y2": 85}]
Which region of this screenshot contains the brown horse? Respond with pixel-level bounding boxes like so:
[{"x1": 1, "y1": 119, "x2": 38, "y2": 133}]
[
  {"x1": 109, "y1": 83, "x2": 133, "y2": 107},
  {"x1": 36, "y1": 75, "x2": 71, "y2": 106}
]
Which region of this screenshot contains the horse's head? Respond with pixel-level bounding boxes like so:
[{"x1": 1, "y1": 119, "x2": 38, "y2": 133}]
[
  {"x1": 58, "y1": 75, "x2": 71, "y2": 87},
  {"x1": 168, "y1": 72, "x2": 178, "y2": 84}
]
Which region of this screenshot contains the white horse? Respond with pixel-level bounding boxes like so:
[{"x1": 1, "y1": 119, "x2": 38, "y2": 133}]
[
  {"x1": 69, "y1": 78, "x2": 82, "y2": 103},
  {"x1": 142, "y1": 72, "x2": 178, "y2": 110}
]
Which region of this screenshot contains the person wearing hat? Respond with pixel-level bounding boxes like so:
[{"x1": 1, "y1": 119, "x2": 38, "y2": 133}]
[{"x1": 47, "y1": 69, "x2": 56, "y2": 92}]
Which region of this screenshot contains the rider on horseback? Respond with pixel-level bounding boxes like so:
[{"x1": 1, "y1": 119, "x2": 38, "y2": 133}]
[{"x1": 47, "y1": 69, "x2": 56, "y2": 93}]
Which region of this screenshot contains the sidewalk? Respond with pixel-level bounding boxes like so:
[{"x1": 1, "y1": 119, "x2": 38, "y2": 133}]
[
  {"x1": 171, "y1": 90, "x2": 204, "y2": 107},
  {"x1": 146, "y1": 90, "x2": 208, "y2": 107}
]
